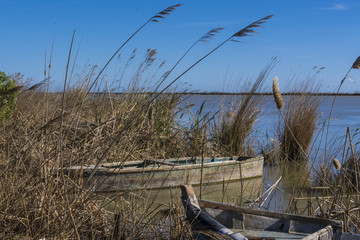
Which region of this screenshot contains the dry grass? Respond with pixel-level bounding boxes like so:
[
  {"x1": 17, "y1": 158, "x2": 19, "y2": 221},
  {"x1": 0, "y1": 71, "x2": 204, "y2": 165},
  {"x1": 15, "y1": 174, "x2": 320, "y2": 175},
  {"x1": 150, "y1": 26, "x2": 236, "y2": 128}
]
[
  {"x1": 0, "y1": 5, "x2": 192, "y2": 238},
  {"x1": 296, "y1": 130, "x2": 360, "y2": 233},
  {"x1": 0, "y1": 81, "x2": 194, "y2": 239},
  {"x1": 214, "y1": 62, "x2": 275, "y2": 156},
  {"x1": 277, "y1": 80, "x2": 321, "y2": 161},
  {"x1": 0, "y1": 7, "x2": 277, "y2": 238}
]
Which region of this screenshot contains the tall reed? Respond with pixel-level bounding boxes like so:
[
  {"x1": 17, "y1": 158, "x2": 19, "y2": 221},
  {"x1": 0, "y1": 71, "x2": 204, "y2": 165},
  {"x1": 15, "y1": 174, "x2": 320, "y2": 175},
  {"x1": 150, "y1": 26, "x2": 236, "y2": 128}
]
[
  {"x1": 0, "y1": 6, "x2": 274, "y2": 238},
  {"x1": 269, "y1": 61, "x2": 360, "y2": 233},
  {"x1": 324, "y1": 56, "x2": 360, "y2": 166},
  {"x1": 276, "y1": 77, "x2": 321, "y2": 161},
  {"x1": 215, "y1": 61, "x2": 275, "y2": 156}
]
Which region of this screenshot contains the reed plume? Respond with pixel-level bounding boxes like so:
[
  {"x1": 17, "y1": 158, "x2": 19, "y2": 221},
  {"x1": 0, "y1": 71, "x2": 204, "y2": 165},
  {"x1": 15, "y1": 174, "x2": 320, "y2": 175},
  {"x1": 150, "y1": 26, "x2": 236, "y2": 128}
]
[
  {"x1": 332, "y1": 157, "x2": 341, "y2": 170},
  {"x1": 151, "y1": 4, "x2": 182, "y2": 23},
  {"x1": 198, "y1": 28, "x2": 224, "y2": 43},
  {"x1": 157, "y1": 15, "x2": 274, "y2": 96},
  {"x1": 232, "y1": 15, "x2": 273, "y2": 39},
  {"x1": 352, "y1": 56, "x2": 360, "y2": 69},
  {"x1": 272, "y1": 76, "x2": 284, "y2": 110},
  {"x1": 86, "y1": 4, "x2": 182, "y2": 95},
  {"x1": 152, "y1": 27, "x2": 224, "y2": 94}
]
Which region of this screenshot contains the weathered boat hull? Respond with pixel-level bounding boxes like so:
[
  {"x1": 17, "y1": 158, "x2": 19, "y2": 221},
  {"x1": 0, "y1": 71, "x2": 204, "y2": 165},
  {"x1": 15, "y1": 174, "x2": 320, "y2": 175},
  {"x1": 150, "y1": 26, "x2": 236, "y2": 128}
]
[
  {"x1": 180, "y1": 184, "x2": 343, "y2": 240},
  {"x1": 68, "y1": 156, "x2": 263, "y2": 192},
  {"x1": 199, "y1": 200, "x2": 342, "y2": 240}
]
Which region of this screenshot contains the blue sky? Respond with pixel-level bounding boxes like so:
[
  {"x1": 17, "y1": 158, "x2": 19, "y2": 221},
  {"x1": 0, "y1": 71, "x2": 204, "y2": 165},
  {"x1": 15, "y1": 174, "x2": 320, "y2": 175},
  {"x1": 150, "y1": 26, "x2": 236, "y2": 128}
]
[{"x1": 1, "y1": 0, "x2": 360, "y2": 92}]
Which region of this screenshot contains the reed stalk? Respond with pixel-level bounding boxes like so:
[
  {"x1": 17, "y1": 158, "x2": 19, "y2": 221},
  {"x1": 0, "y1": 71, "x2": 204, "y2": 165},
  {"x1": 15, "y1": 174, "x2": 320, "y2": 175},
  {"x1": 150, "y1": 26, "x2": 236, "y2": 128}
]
[
  {"x1": 86, "y1": 4, "x2": 182, "y2": 95},
  {"x1": 0, "y1": 7, "x2": 276, "y2": 239},
  {"x1": 83, "y1": 14, "x2": 274, "y2": 189},
  {"x1": 324, "y1": 56, "x2": 360, "y2": 167},
  {"x1": 216, "y1": 61, "x2": 274, "y2": 155}
]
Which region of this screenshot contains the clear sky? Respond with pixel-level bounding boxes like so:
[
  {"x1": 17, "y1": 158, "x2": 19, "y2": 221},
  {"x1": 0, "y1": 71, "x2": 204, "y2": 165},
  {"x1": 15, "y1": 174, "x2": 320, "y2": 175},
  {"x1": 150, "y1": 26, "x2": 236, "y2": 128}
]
[{"x1": 1, "y1": 0, "x2": 360, "y2": 93}]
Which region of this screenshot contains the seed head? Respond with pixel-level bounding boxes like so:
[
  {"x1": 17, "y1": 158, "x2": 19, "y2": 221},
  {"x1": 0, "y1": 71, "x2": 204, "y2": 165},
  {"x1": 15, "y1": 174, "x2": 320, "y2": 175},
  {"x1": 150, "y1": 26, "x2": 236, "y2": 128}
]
[
  {"x1": 151, "y1": 4, "x2": 182, "y2": 23},
  {"x1": 272, "y1": 76, "x2": 284, "y2": 110},
  {"x1": 332, "y1": 158, "x2": 341, "y2": 170},
  {"x1": 352, "y1": 56, "x2": 360, "y2": 69}
]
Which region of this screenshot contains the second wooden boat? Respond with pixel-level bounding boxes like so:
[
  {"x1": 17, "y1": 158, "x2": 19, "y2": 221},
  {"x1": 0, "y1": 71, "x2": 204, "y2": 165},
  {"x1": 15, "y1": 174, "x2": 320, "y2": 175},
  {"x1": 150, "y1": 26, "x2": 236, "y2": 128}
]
[
  {"x1": 181, "y1": 184, "x2": 343, "y2": 240},
  {"x1": 67, "y1": 155, "x2": 263, "y2": 192}
]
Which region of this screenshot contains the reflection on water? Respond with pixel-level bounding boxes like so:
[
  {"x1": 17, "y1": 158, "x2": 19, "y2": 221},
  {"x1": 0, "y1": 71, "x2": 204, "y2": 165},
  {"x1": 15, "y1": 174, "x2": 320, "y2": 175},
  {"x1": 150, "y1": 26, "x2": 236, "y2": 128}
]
[
  {"x1": 262, "y1": 161, "x2": 332, "y2": 215},
  {"x1": 93, "y1": 95, "x2": 360, "y2": 223},
  {"x1": 280, "y1": 161, "x2": 312, "y2": 190},
  {"x1": 105, "y1": 177, "x2": 263, "y2": 211},
  {"x1": 102, "y1": 160, "x2": 334, "y2": 217},
  {"x1": 162, "y1": 177, "x2": 262, "y2": 205}
]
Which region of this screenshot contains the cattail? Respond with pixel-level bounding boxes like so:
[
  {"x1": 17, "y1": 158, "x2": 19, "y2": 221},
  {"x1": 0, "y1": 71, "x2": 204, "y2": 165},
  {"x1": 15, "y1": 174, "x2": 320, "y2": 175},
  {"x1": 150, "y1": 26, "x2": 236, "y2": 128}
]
[
  {"x1": 352, "y1": 56, "x2": 360, "y2": 69},
  {"x1": 332, "y1": 157, "x2": 341, "y2": 170},
  {"x1": 272, "y1": 76, "x2": 284, "y2": 110}
]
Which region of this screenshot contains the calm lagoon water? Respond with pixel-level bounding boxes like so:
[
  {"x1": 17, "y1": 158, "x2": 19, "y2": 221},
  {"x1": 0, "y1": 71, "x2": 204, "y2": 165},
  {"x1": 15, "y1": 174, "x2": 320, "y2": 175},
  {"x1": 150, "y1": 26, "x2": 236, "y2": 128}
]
[
  {"x1": 107, "y1": 95, "x2": 360, "y2": 213},
  {"x1": 182, "y1": 94, "x2": 360, "y2": 144},
  {"x1": 175, "y1": 95, "x2": 360, "y2": 212}
]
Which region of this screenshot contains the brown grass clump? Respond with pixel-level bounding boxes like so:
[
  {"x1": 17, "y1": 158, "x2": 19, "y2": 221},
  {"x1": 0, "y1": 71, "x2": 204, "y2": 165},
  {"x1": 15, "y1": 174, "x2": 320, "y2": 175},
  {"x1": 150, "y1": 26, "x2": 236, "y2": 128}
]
[
  {"x1": 277, "y1": 80, "x2": 321, "y2": 161},
  {"x1": 215, "y1": 62, "x2": 275, "y2": 156}
]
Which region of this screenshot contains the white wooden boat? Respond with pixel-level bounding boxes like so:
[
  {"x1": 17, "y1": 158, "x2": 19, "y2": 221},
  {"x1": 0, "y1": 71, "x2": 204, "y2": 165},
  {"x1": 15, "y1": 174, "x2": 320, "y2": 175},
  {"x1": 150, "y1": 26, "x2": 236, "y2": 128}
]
[{"x1": 67, "y1": 155, "x2": 263, "y2": 192}]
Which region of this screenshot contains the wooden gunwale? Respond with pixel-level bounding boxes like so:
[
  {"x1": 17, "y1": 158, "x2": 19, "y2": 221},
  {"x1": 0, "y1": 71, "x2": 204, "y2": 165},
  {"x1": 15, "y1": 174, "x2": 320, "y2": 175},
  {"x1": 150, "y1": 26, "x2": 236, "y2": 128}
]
[
  {"x1": 181, "y1": 185, "x2": 343, "y2": 240},
  {"x1": 198, "y1": 199, "x2": 342, "y2": 228},
  {"x1": 82, "y1": 155, "x2": 263, "y2": 175}
]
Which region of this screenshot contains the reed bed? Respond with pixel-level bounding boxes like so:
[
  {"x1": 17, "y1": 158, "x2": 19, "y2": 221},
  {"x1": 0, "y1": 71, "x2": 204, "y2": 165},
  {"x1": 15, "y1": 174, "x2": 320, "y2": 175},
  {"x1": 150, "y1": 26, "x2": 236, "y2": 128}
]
[
  {"x1": 0, "y1": 5, "x2": 275, "y2": 239},
  {"x1": 214, "y1": 61, "x2": 275, "y2": 156},
  {"x1": 0, "y1": 84, "x2": 193, "y2": 239},
  {"x1": 0, "y1": 83, "x2": 264, "y2": 238},
  {"x1": 274, "y1": 76, "x2": 321, "y2": 161},
  {"x1": 267, "y1": 57, "x2": 360, "y2": 235}
]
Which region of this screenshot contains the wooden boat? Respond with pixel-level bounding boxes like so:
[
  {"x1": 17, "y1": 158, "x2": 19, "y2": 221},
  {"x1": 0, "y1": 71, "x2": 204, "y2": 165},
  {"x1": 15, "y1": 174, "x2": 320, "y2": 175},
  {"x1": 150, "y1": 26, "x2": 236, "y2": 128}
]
[
  {"x1": 67, "y1": 155, "x2": 263, "y2": 192},
  {"x1": 180, "y1": 184, "x2": 343, "y2": 240}
]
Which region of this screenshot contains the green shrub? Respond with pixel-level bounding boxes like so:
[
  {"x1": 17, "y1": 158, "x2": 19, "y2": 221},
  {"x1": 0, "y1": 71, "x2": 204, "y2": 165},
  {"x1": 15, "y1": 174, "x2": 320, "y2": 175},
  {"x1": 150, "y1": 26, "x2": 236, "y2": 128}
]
[{"x1": 0, "y1": 71, "x2": 19, "y2": 124}]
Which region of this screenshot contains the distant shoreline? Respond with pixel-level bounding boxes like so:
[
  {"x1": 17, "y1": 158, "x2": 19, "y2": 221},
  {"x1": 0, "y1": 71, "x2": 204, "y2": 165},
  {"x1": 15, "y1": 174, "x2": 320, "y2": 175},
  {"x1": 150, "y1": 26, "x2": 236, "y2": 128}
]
[
  {"x1": 110, "y1": 92, "x2": 360, "y2": 96},
  {"x1": 176, "y1": 92, "x2": 360, "y2": 96},
  {"x1": 55, "y1": 92, "x2": 360, "y2": 96}
]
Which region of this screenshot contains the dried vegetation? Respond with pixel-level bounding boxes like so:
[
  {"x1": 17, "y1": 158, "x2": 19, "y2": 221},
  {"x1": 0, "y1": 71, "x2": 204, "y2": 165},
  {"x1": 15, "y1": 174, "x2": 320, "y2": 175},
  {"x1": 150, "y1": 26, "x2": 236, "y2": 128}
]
[{"x1": 0, "y1": 5, "x2": 274, "y2": 239}]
